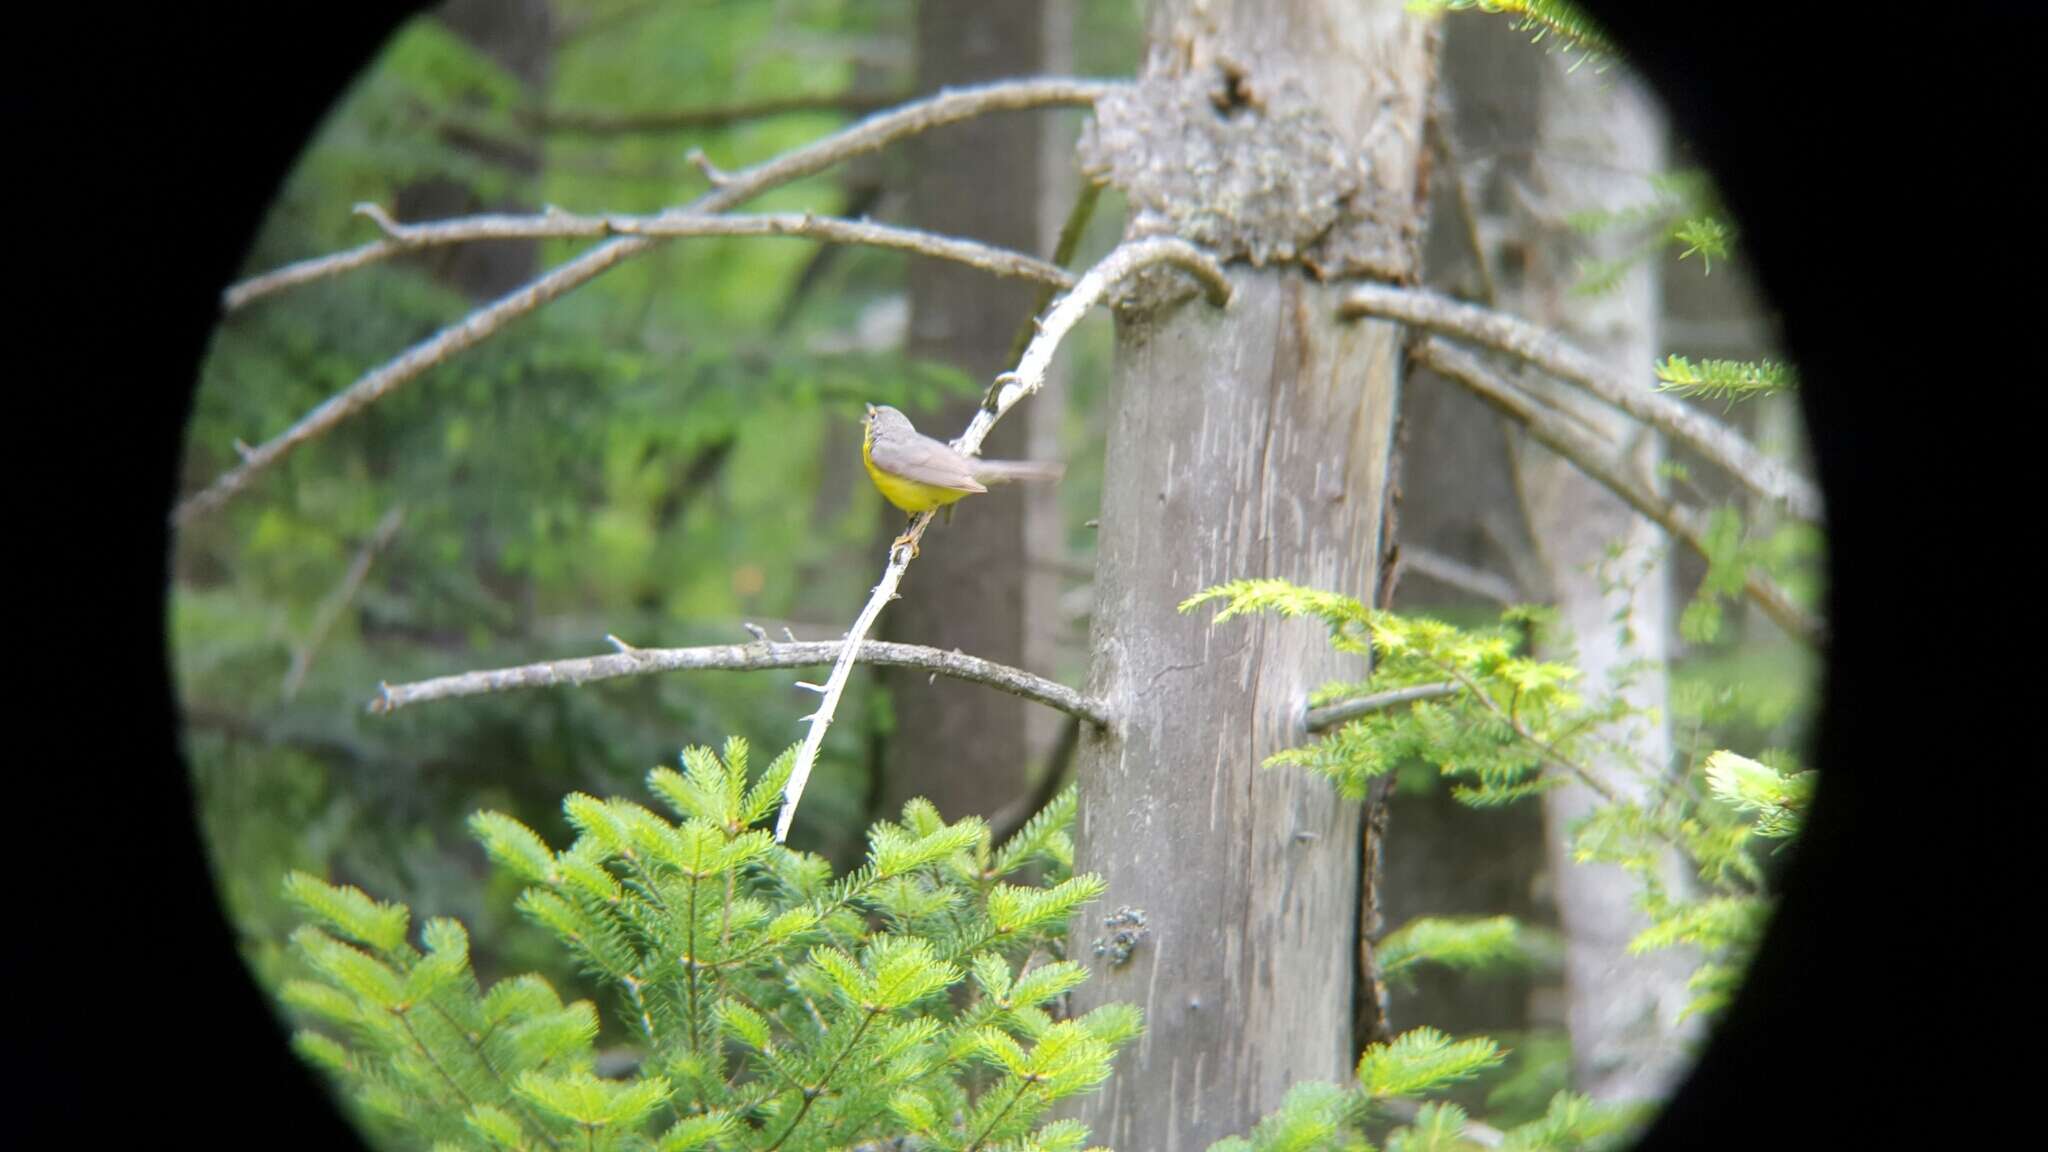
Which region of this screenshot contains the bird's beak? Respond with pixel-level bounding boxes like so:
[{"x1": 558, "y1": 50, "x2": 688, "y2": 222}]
[{"x1": 864, "y1": 403, "x2": 876, "y2": 421}]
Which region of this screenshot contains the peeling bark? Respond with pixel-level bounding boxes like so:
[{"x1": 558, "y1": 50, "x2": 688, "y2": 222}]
[{"x1": 1066, "y1": 4, "x2": 1436, "y2": 1147}]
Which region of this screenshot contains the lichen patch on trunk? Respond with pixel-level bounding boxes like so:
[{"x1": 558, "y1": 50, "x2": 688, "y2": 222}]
[{"x1": 1078, "y1": 44, "x2": 1421, "y2": 288}]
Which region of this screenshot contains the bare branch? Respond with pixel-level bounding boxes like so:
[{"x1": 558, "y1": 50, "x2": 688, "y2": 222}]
[
  {"x1": 179, "y1": 77, "x2": 1122, "y2": 527},
  {"x1": 1342, "y1": 283, "x2": 1822, "y2": 522},
  {"x1": 986, "y1": 714, "x2": 1083, "y2": 848},
  {"x1": 1413, "y1": 337, "x2": 1823, "y2": 646},
  {"x1": 223, "y1": 239, "x2": 388, "y2": 309},
  {"x1": 523, "y1": 91, "x2": 907, "y2": 136},
  {"x1": 1425, "y1": 104, "x2": 1499, "y2": 307},
  {"x1": 225, "y1": 210, "x2": 1074, "y2": 311},
  {"x1": 369, "y1": 638, "x2": 1109, "y2": 728},
  {"x1": 1305, "y1": 682, "x2": 1462, "y2": 733},
  {"x1": 1006, "y1": 179, "x2": 1103, "y2": 364},
  {"x1": 1396, "y1": 545, "x2": 1523, "y2": 607},
  {"x1": 957, "y1": 236, "x2": 1231, "y2": 457},
  {"x1": 283, "y1": 505, "x2": 405, "y2": 701},
  {"x1": 774, "y1": 236, "x2": 1233, "y2": 843},
  {"x1": 683, "y1": 148, "x2": 731, "y2": 186}
]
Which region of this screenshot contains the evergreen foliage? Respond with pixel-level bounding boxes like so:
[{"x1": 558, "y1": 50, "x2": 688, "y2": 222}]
[
  {"x1": 1563, "y1": 171, "x2": 1735, "y2": 295},
  {"x1": 1376, "y1": 916, "x2": 1530, "y2": 988},
  {"x1": 280, "y1": 738, "x2": 1135, "y2": 1152},
  {"x1": 1185, "y1": 579, "x2": 1817, "y2": 1147},
  {"x1": 1181, "y1": 582, "x2": 1603, "y2": 808},
  {"x1": 1406, "y1": 1, "x2": 1616, "y2": 66},
  {"x1": 1652, "y1": 355, "x2": 1797, "y2": 401},
  {"x1": 1204, "y1": 1025, "x2": 1640, "y2": 1152},
  {"x1": 1677, "y1": 506, "x2": 1822, "y2": 647}
]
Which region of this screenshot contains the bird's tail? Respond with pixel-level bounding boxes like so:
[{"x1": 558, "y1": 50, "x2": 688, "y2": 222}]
[{"x1": 969, "y1": 459, "x2": 1065, "y2": 486}]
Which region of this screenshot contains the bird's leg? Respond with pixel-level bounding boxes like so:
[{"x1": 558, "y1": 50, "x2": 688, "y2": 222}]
[{"x1": 892, "y1": 514, "x2": 921, "y2": 558}]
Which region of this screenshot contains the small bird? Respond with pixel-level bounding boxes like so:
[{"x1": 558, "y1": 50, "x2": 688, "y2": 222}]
[{"x1": 862, "y1": 403, "x2": 1063, "y2": 551}]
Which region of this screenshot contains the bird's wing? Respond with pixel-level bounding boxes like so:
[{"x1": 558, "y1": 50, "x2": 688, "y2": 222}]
[{"x1": 871, "y1": 432, "x2": 986, "y2": 492}]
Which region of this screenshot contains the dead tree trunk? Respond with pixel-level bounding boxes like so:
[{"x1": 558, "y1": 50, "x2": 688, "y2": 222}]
[
  {"x1": 1505, "y1": 48, "x2": 1701, "y2": 1102},
  {"x1": 879, "y1": 0, "x2": 1054, "y2": 825},
  {"x1": 1066, "y1": 4, "x2": 1436, "y2": 1147}
]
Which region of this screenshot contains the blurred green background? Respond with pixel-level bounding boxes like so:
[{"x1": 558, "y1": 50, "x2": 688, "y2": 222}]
[{"x1": 175, "y1": 0, "x2": 1146, "y2": 1038}]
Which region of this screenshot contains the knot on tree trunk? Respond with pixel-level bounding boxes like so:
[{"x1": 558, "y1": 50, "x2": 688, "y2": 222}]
[{"x1": 1077, "y1": 41, "x2": 1421, "y2": 297}]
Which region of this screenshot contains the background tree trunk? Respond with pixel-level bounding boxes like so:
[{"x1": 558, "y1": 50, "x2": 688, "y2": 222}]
[
  {"x1": 1504, "y1": 47, "x2": 1701, "y2": 1103},
  {"x1": 411, "y1": 0, "x2": 553, "y2": 301},
  {"x1": 878, "y1": 0, "x2": 1054, "y2": 825},
  {"x1": 1021, "y1": 0, "x2": 1079, "y2": 811},
  {"x1": 1066, "y1": 4, "x2": 1434, "y2": 1147},
  {"x1": 1379, "y1": 10, "x2": 1557, "y2": 1056}
]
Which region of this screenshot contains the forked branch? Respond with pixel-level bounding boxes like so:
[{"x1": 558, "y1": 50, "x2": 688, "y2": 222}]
[
  {"x1": 1413, "y1": 337, "x2": 1822, "y2": 646},
  {"x1": 177, "y1": 77, "x2": 1121, "y2": 527},
  {"x1": 369, "y1": 637, "x2": 1109, "y2": 727},
  {"x1": 772, "y1": 236, "x2": 1233, "y2": 842},
  {"x1": 225, "y1": 208, "x2": 1074, "y2": 310},
  {"x1": 522, "y1": 91, "x2": 907, "y2": 136},
  {"x1": 1343, "y1": 283, "x2": 1821, "y2": 522}
]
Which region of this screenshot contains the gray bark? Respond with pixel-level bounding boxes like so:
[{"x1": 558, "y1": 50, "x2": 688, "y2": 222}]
[
  {"x1": 879, "y1": 0, "x2": 1053, "y2": 825},
  {"x1": 1380, "y1": 13, "x2": 1555, "y2": 1050},
  {"x1": 1506, "y1": 50, "x2": 1700, "y2": 1103},
  {"x1": 1066, "y1": 4, "x2": 1435, "y2": 1147}
]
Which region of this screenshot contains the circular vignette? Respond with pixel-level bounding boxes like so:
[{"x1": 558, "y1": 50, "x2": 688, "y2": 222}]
[{"x1": 107, "y1": 2, "x2": 1939, "y2": 1148}]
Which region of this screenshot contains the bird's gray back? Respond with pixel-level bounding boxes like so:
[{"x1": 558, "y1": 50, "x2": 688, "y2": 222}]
[{"x1": 870, "y1": 415, "x2": 985, "y2": 492}]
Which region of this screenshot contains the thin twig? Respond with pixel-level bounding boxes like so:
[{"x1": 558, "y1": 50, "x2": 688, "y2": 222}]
[
  {"x1": 959, "y1": 236, "x2": 1231, "y2": 456},
  {"x1": 1423, "y1": 649, "x2": 1626, "y2": 809},
  {"x1": 1409, "y1": 639, "x2": 1749, "y2": 892},
  {"x1": 1006, "y1": 179, "x2": 1102, "y2": 365},
  {"x1": 178, "y1": 77, "x2": 1121, "y2": 527},
  {"x1": 1413, "y1": 337, "x2": 1822, "y2": 646},
  {"x1": 964, "y1": 1078, "x2": 1035, "y2": 1152},
  {"x1": 369, "y1": 638, "x2": 1109, "y2": 726},
  {"x1": 1305, "y1": 682, "x2": 1462, "y2": 733},
  {"x1": 281, "y1": 506, "x2": 404, "y2": 701},
  {"x1": 986, "y1": 713, "x2": 1082, "y2": 849},
  {"x1": 773, "y1": 236, "x2": 1232, "y2": 843},
  {"x1": 1426, "y1": 105, "x2": 1498, "y2": 307},
  {"x1": 225, "y1": 209, "x2": 1074, "y2": 310},
  {"x1": 1342, "y1": 283, "x2": 1822, "y2": 522},
  {"x1": 1396, "y1": 545, "x2": 1523, "y2": 607},
  {"x1": 763, "y1": 1007, "x2": 883, "y2": 1152},
  {"x1": 522, "y1": 91, "x2": 907, "y2": 136}
]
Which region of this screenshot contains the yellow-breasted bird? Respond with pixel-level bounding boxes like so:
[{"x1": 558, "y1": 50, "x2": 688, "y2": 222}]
[{"x1": 861, "y1": 403, "x2": 1063, "y2": 550}]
